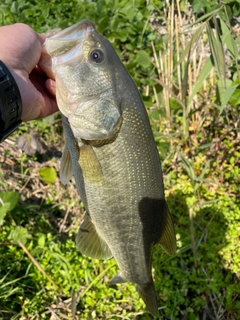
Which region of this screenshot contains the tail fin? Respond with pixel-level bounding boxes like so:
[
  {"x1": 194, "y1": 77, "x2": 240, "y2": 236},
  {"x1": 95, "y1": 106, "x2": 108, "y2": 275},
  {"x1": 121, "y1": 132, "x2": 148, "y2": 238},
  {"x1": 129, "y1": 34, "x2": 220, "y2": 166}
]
[{"x1": 136, "y1": 281, "x2": 159, "y2": 317}]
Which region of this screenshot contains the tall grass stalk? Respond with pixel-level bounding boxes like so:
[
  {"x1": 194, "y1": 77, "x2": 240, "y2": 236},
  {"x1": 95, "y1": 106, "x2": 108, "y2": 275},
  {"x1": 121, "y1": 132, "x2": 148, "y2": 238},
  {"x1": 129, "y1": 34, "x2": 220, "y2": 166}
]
[{"x1": 152, "y1": 0, "x2": 240, "y2": 139}]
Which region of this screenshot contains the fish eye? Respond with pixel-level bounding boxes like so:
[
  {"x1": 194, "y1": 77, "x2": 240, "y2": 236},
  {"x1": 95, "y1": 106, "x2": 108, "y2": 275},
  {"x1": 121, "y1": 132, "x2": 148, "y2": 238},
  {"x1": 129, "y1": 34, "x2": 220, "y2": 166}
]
[{"x1": 90, "y1": 49, "x2": 104, "y2": 63}]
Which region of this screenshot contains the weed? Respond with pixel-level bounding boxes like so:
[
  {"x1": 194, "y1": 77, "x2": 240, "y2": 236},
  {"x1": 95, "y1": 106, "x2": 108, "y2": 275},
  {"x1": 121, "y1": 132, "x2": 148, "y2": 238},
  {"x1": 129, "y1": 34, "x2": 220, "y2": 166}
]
[{"x1": 0, "y1": 0, "x2": 239, "y2": 319}]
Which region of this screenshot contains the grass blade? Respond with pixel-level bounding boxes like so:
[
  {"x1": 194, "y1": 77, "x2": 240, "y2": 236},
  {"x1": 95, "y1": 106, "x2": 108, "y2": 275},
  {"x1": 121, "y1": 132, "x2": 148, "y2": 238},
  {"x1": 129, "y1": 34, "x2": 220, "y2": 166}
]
[
  {"x1": 188, "y1": 57, "x2": 213, "y2": 108},
  {"x1": 220, "y1": 17, "x2": 240, "y2": 82},
  {"x1": 219, "y1": 84, "x2": 239, "y2": 115},
  {"x1": 179, "y1": 24, "x2": 205, "y2": 66},
  {"x1": 206, "y1": 19, "x2": 226, "y2": 89},
  {"x1": 179, "y1": 152, "x2": 196, "y2": 181}
]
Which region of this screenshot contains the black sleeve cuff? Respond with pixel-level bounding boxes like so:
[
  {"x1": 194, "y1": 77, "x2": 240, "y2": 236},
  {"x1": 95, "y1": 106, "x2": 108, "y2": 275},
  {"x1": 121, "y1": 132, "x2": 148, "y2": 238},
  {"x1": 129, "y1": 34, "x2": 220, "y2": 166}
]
[{"x1": 0, "y1": 60, "x2": 22, "y2": 143}]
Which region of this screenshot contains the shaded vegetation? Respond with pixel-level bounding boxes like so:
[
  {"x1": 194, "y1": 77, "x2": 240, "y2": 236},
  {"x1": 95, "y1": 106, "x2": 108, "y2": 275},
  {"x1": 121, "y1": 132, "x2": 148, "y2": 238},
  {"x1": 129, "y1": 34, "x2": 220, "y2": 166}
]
[{"x1": 0, "y1": 0, "x2": 239, "y2": 319}]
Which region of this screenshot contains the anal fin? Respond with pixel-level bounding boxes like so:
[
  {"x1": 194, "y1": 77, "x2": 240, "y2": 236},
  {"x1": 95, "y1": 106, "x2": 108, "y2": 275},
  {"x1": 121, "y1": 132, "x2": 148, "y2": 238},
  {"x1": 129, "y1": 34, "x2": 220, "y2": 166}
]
[{"x1": 76, "y1": 213, "x2": 112, "y2": 260}]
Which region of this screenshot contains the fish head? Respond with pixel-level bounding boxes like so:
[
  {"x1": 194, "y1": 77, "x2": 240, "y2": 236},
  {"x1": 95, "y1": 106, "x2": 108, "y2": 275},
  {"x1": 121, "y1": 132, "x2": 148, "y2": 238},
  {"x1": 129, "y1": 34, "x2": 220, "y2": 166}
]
[{"x1": 43, "y1": 20, "x2": 122, "y2": 141}]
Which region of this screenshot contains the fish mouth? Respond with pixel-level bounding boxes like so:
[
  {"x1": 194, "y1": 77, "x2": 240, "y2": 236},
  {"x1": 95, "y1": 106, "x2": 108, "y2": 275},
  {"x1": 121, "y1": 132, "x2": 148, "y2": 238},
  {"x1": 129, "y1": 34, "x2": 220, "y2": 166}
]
[{"x1": 43, "y1": 19, "x2": 95, "y2": 65}]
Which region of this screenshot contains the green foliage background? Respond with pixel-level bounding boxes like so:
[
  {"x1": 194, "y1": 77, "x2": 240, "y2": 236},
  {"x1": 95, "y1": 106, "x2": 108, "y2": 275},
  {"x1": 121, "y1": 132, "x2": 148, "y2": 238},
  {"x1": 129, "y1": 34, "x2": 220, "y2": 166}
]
[{"x1": 0, "y1": 0, "x2": 239, "y2": 319}]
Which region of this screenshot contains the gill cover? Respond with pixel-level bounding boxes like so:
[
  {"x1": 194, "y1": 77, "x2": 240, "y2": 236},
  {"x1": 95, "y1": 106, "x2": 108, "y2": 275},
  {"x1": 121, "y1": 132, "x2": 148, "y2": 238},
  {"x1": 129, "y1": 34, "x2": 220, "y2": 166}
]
[{"x1": 43, "y1": 20, "x2": 122, "y2": 141}]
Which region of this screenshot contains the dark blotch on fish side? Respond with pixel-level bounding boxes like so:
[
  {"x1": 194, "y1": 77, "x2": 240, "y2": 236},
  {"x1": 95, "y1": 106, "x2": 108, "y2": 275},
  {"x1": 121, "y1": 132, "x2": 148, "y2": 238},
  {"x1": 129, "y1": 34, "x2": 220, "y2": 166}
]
[
  {"x1": 137, "y1": 197, "x2": 175, "y2": 316},
  {"x1": 139, "y1": 197, "x2": 167, "y2": 247}
]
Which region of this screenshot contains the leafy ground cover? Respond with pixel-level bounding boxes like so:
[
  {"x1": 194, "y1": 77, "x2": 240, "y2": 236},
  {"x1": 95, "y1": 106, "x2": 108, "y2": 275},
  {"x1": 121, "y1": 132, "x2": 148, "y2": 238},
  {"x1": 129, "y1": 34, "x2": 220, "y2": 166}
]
[{"x1": 0, "y1": 0, "x2": 239, "y2": 319}]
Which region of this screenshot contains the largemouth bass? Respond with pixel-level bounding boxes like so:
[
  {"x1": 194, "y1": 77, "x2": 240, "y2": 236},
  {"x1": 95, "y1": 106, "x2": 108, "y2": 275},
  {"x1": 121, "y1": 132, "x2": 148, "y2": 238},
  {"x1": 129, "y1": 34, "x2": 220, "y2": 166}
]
[{"x1": 42, "y1": 19, "x2": 176, "y2": 316}]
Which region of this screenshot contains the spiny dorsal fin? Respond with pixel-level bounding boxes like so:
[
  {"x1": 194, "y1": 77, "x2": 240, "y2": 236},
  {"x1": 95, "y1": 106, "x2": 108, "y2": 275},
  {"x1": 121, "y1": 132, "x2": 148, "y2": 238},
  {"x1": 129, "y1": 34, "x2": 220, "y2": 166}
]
[
  {"x1": 158, "y1": 203, "x2": 176, "y2": 256},
  {"x1": 60, "y1": 146, "x2": 73, "y2": 185},
  {"x1": 76, "y1": 213, "x2": 112, "y2": 260},
  {"x1": 79, "y1": 145, "x2": 102, "y2": 183}
]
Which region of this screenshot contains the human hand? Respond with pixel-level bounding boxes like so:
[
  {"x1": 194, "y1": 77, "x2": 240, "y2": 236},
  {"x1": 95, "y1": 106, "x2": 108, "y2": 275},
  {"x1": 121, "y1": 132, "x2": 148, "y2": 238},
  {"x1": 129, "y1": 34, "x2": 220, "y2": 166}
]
[{"x1": 0, "y1": 23, "x2": 58, "y2": 122}]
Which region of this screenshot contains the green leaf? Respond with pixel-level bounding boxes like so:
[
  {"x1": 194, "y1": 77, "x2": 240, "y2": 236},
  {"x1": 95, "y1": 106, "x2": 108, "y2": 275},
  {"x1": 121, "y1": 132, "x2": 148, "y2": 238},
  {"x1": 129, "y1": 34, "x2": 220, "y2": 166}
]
[
  {"x1": 37, "y1": 233, "x2": 46, "y2": 247},
  {"x1": 219, "y1": 18, "x2": 237, "y2": 58},
  {"x1": 179, "y1": 153, "x2": 196, "y2": 181},
  {"x1": 187, "y1": 57, "x2": 213, "y2": 108},
  {"x1": 219, "y1": 84, "x2": 239, "y2": 114},
  {"x1": 186, "y1": 6, "x2": 223, "y2": 27},
  {"x1": 220, "y1": 17, "x2": 240, "y2": 83},
  {"x1": 39, "y1": 167, "x2": 57, "y2": 184},
  {"x1": 191, "y1": 0, "x2": 204, "y2": 13},
  {"x1": 0, "y1": 191, "x2": 19, "y2": 211},
  {"x1": 0, "y1": 203, "x2": 10, "y2": 226},
  {"x1": 179, "y1": 25, "x2": 205, "y2": 65},
  {"x1": 228, "y1": 88, "x2": 240, "y2": 106},
  {"x1": 198, "y1": 142, "x2": 214, "y2": 150},
  {"x1": 142, "y1": 95, "x2": 153, "y2": 107},
  {"x1": 10, "y1": 1, "x2": 18, "y2": 14},
  {"x1": 207, "y1": 19, "x2": 226, "y2": 89},
  {"x1": 150, "y1": 108, "x2": 161, "y2": 121},
  {"x1": 136, "y1": 50, "x2": 151, "y2": 69},
  {"x1": 8, "y1": 226, "x2": 31, "y2": 245}
]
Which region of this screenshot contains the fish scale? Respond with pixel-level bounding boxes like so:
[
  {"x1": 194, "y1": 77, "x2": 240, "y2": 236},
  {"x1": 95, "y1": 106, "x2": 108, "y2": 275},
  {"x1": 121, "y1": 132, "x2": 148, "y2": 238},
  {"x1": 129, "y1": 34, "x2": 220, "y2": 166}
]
[
  {"x1": 42, "y1": 19, "x2": 176, "y2": 317},
  {"x1": 82, "y1": 103, "x2": 164, "y2": 285}
]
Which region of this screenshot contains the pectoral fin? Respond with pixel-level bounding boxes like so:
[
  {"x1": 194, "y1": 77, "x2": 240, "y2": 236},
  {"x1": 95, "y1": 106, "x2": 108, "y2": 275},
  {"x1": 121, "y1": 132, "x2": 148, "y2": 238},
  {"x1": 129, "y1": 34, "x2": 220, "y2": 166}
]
[
  {"x1": 60, "y1": 146, "x2": 73, "y2": 185},
  {"x1": 76, "y1": 213, "x2": 112, "y2": 260},
  {"x1": 79, "y1": 145, "x2": 102, "y2": 183},
  {"x1": 158, "y1": 203, "x2": 176, "y2": 256}
]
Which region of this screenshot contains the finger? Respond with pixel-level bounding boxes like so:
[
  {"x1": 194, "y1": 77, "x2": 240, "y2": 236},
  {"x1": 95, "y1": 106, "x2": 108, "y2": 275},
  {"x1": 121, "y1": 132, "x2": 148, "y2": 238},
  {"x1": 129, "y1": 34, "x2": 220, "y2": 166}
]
[
  {"x1": 38, "y1": 52, "x2": 55, "y2": 80},
  {"x1": 45, "y1": 79, "x2": 56, "y2": 96},
  {"x1": 34, "y1": 89, "x2": 58, "y2": 120},
  {"x1": 41, "y1": 28, "x2": 62, "y2": 39},
  {"x1": 39, "y1": 33, "x2": 47, "y2": 45}
]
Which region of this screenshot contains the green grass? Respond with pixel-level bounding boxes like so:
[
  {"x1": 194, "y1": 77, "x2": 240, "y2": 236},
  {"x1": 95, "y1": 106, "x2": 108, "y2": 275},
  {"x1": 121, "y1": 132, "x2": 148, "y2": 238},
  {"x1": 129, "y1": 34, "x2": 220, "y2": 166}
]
[{"x1": 0, "y1": 0, "x2": 240, "y2": 319}]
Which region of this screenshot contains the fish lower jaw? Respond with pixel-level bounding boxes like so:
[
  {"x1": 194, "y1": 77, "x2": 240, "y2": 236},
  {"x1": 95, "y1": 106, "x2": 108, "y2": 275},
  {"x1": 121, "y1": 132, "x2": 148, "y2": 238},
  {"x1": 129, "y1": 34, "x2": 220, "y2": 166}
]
[{"x1": 70, "y1": 123, "x2": 113, "y2": 140}]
